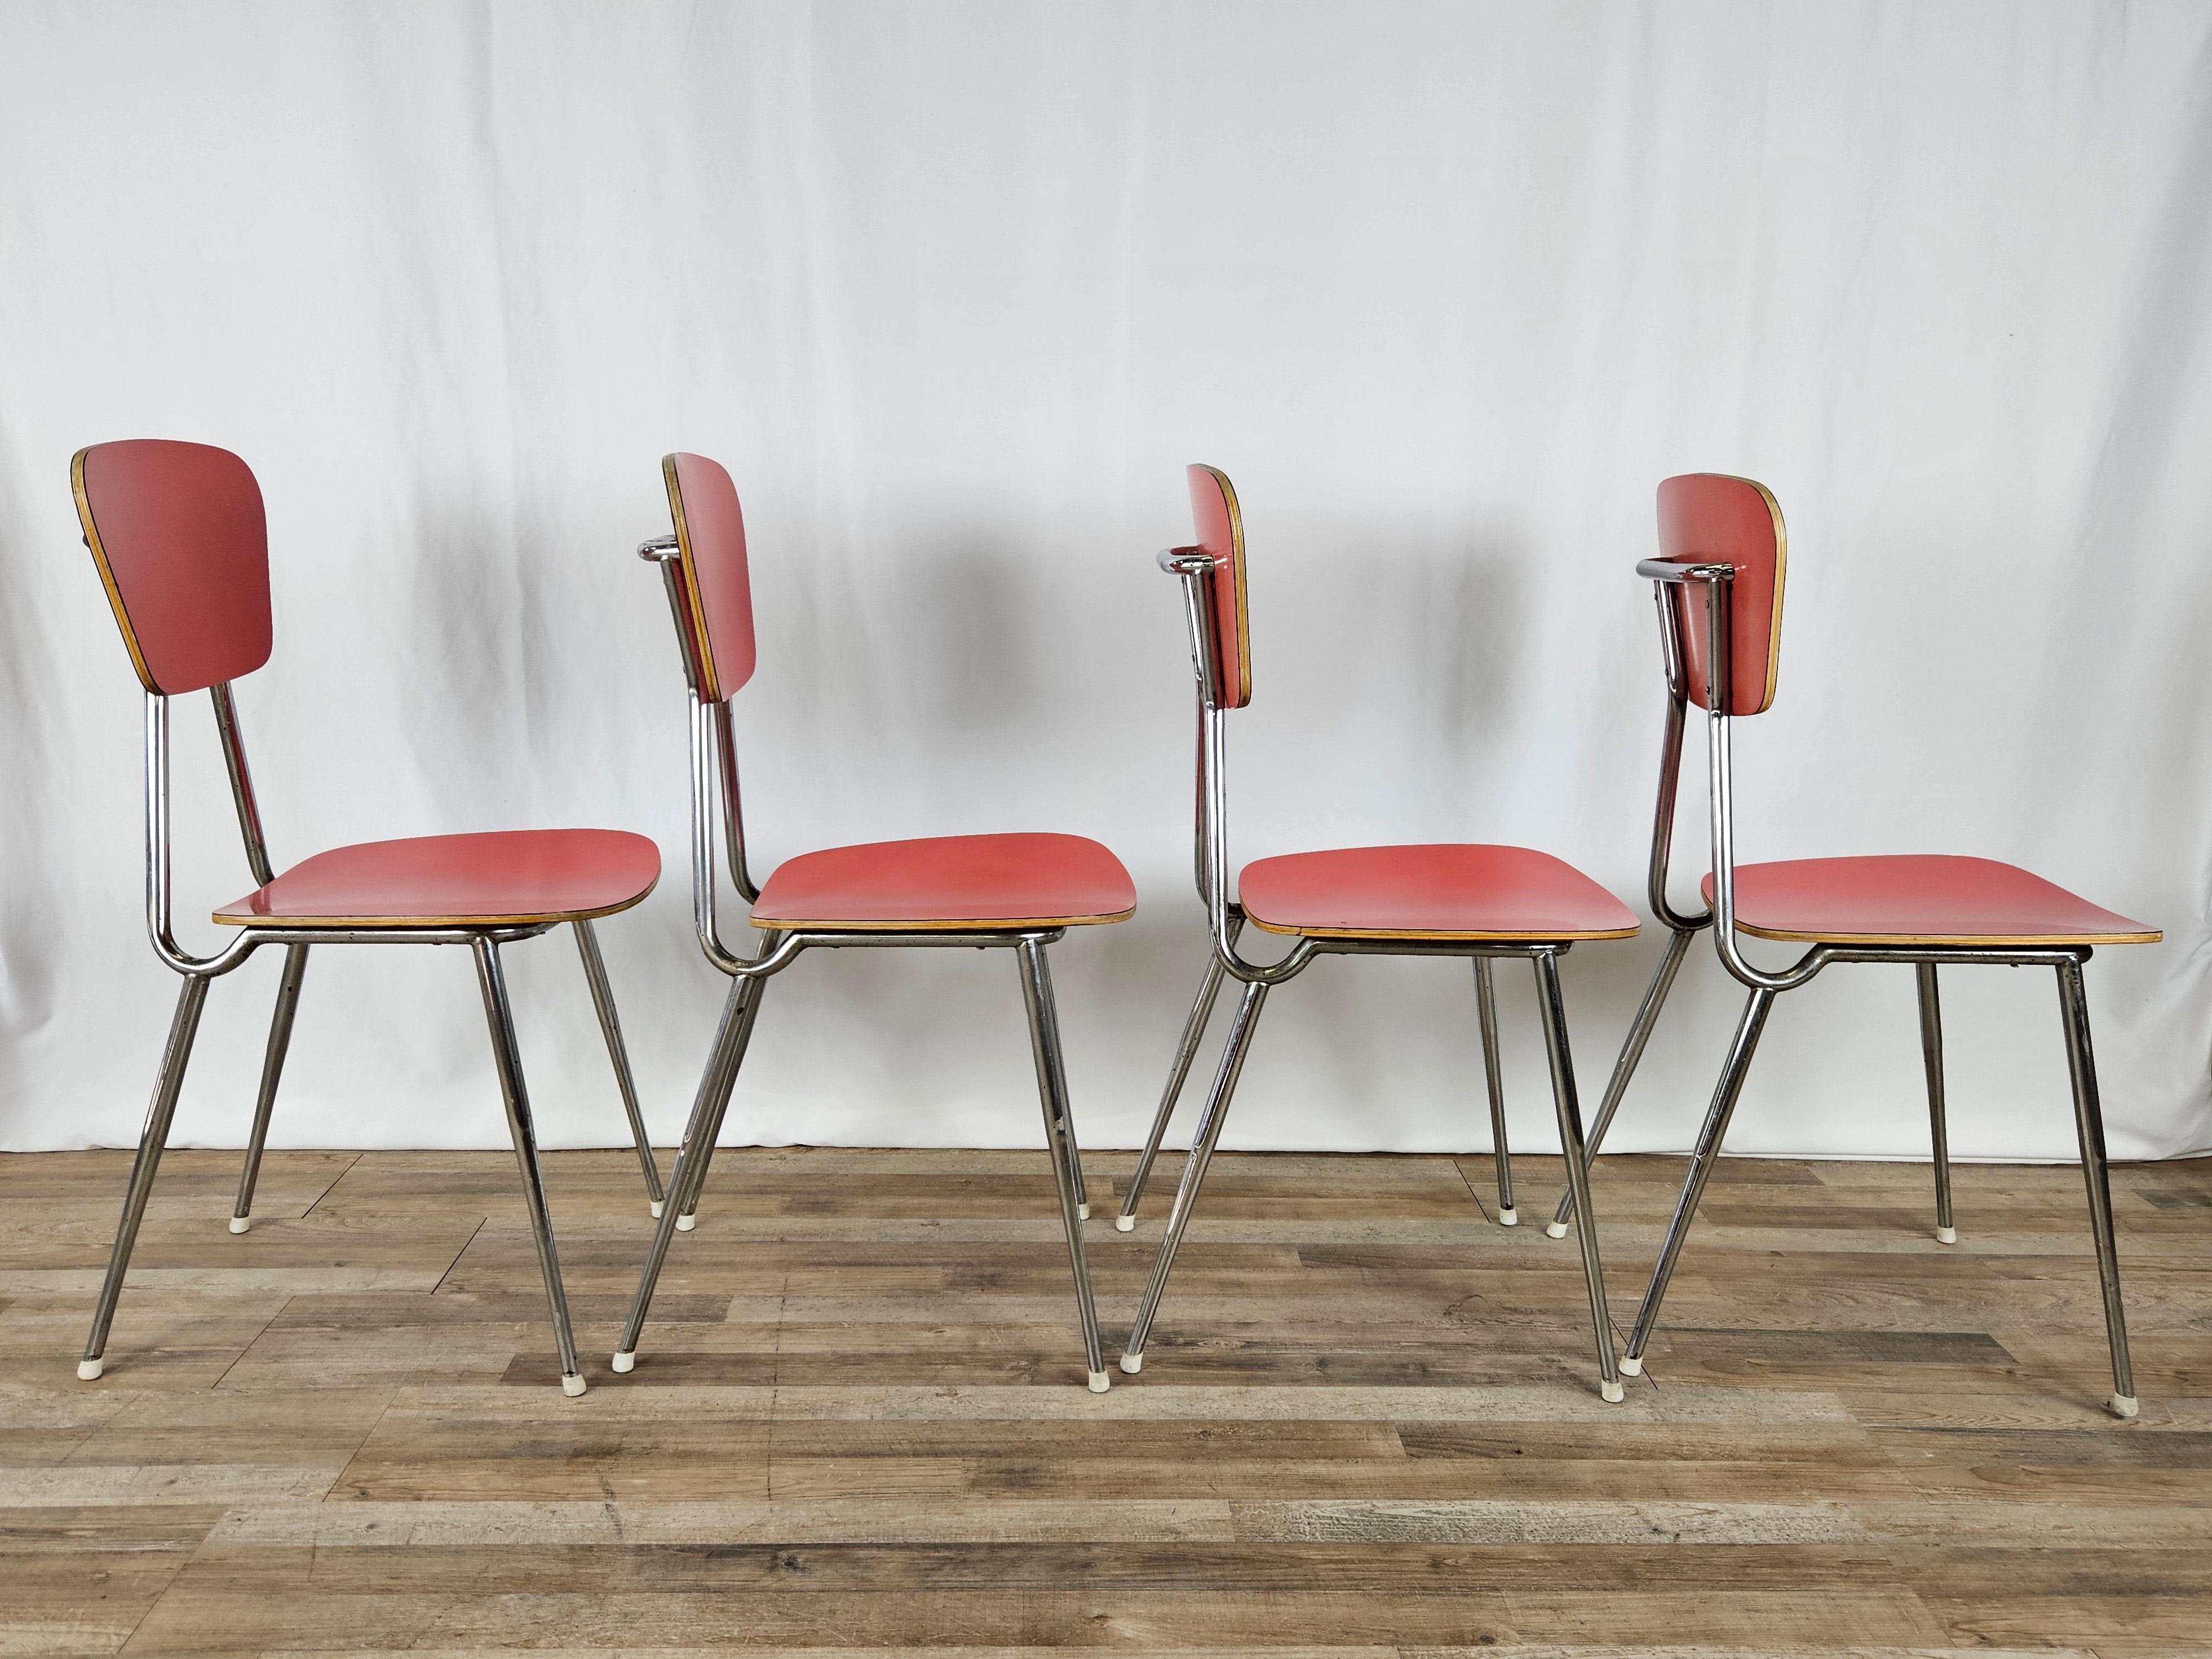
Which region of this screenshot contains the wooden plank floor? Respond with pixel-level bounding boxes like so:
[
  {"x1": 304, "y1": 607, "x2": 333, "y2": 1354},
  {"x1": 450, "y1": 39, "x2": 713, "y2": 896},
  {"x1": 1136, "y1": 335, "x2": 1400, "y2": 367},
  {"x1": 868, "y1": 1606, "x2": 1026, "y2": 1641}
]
[{"x1": 2, "y1": 1144, "x2": 2208, "y2": 1656}]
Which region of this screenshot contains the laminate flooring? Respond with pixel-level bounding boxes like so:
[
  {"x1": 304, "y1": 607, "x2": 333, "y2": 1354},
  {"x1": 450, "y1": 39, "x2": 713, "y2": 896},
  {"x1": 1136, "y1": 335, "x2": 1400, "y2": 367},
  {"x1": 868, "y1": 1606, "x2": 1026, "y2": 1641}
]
[{"x1": 3, "y1": 1145, "x2": 2207, "y2": 1656}]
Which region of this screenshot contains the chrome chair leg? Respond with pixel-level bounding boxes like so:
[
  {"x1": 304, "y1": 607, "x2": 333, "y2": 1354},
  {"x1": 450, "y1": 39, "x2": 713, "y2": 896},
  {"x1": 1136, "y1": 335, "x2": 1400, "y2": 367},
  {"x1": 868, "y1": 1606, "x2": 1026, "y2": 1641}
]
[
  {"x1": 80, "y1": 975, "x2": 211, "y2": 1380},
  {"x1": 1119, "y1": 950, "x2": 1230, "y2": 1231},
  {"x1": 613, "y1": 964, "x2": 773, "y2": 1373},
  {"x1": 1051, "y1": 1018, "x2": 1091, "y2": 1224},
  {"x1": 231, "y1": 942, "x2": 307, "y2": 1235},
  {"x1": 1917, "y1": 962, "x2": 1956, "y2": 1244},
  {"x1": 1621, "y1": 983, "x2": 1776, "y2": 1376},
  {"x1": 1531, "y1": 950, "x2": 1624, "y2": 1401},
  {"x1": 1548, "y1": 926, "x2": 1694, "y2": 1237},
  {"x1": 1121, "y1": 978, "x2": 1269, "y2": 1375},
  {"x1": 1017, "y1": 939, "x2": 1108, "y2": 1392},
  {"x1": 2056, "y1": 959, "x2": 2137, "y2": 1419},
  {"x1": 1066, "y1": 1115, "x2": 1089, "y2": 1218},
  {"x1": 573, "y1": 919, "x2": 665, "y2": 1215},
  {"x1": 471, "y1": 938, "x2": 583, "y2": 1397},
  {"x1": 1472, "y1": 956, "x2": 1515, "y2": 1223},
  {"x1": 670, "y1": 959, "x2": 772, "y2": 1233}
]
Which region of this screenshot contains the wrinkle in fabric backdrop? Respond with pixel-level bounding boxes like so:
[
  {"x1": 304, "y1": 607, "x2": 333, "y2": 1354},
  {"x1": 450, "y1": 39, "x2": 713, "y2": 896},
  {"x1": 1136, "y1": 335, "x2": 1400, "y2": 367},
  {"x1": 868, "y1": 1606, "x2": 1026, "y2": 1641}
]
[{"x1": 1, "y1": 1, "x2": 2208, "y2": 1163}]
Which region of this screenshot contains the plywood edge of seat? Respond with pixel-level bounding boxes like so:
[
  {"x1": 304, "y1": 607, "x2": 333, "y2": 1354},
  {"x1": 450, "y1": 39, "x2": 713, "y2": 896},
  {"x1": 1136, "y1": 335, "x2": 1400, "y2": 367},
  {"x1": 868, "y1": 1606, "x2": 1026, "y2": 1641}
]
[
  {"x1": 749, "y1": 903, "x2": 1137, "y2": 931},
  {"x1": 1733, "y1": 920, "x2": 2163, "y2": 947},
  {"x1": 212, "y1": 875, "x2": 659, "y2": 930},
  {"x1": 1246, "y1": 916, "x2": 1642, "y2": 942}
]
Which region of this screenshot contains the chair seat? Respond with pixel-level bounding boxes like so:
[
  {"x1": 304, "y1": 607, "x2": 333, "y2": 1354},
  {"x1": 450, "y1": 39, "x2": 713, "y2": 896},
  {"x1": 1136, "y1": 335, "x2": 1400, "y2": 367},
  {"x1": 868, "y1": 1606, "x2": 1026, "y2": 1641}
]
[
  {"x1": 214, "y1": 830, "x2": 660, "y2": 928},
  {"x1": 1700, "y1": 855, "x2": 2159, "y2": 946},
  {"x1": 750, "y1": 833, "x2": 1136, "y2": 930},
  {"x1": 1238, "y1": 844, "x2": 1639, "y2": 940}
]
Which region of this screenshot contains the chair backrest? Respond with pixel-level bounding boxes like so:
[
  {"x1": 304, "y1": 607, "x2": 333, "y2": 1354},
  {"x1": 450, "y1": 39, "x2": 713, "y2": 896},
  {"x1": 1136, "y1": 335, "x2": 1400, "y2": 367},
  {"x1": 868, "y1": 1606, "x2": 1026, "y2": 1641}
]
[
  {"x1": 1655, "y1": 472, "x2": 1786, "y2": 716},
  {"x1": 1186, "y1": 463, "x2": 1252, "y2": 709},
  {"x1": 72, "y1": 440, "x2": 273, "y2": 696},
  {"x1": 662, "y1": 452, "x2": 758, "y2": 702}
]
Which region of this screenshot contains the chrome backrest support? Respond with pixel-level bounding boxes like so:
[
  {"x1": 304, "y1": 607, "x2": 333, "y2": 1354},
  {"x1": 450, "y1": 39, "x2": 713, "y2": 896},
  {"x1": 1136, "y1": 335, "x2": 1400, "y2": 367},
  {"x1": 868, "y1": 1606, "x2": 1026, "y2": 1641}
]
[
  {"x1": 209, "y1": 681, "x2": 274, "y2": 888},
  {"x1": 1637, "y1": 557, "x2": 1824, "y2": 992},
  {"x1": 143, "y1": 690, "x2": 258, "y2": 978},
  {"x1": 1159, "y1": 547, "x2": 1314, "y2": 987},
  {"x1": 639, "y1": 534, "x2": 765, "y2": 977}
]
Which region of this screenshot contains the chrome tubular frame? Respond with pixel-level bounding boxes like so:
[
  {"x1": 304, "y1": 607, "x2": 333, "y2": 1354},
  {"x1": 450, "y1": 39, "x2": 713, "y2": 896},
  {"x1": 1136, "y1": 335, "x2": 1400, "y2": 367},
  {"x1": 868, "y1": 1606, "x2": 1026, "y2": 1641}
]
[
  {"x1": 1918, "y1": 961, "x2": 1955, "y2": 1245},
  {"x1": 575, "y1": 919, "x2": 666, "y2": 1212},
  {"x1": 472, "y1": 936, "x2": 586, "y2": 1393},
  {"x1": 1578, "y1": 559, "x2": 2138, "y2": 1418},
  {"x1": 615, "y1": 534, "x2": 1112, "y2": 1391},
  {"x1": 231, "y1": 941, "x2": 307, "y2": 1232},
  {"x1": 1119, "y1": 550, "x2": 1623, "y2": 1401},
  {"x1": 81, "y1": 684, "x2": 665, "y2": 1394},
  {"x1": 1019, "y1": 934, "x2": 1108, "y2": 1381},
  {"x1": 1115, "y1": 913, "x2": 1239, "y2": 1230},
  {"x1": 1545, "y1": 924, "x2": 1694, "y2": 1236},
  {"x1": 640, "y1": 536, "x2": 757, "y2": 904},
  {"x1": 1543, "y1": 602, "x2": 1720, "y2": 1233},
  {"x1": 1472, "y1": 955, "x2": 1515, "y2": 1223},
  {"x1": 1160, "y1": 550, "x2": 1318, "y2": 990}
]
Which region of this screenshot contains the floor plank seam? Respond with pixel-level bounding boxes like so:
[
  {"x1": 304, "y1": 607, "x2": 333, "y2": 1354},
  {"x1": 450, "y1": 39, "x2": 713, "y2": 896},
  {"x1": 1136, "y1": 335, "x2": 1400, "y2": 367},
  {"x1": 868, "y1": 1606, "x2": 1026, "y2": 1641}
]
[
  {"x1": 427, "y1": 1216, "x2": 486, "y2": 1297},
  {"x1": 294, "y1": 1150, "x2": 362, "y2": 1219},
  {"x1": 1448, "y1": 1156, "x2": 1499, "y2": 1225},
  {"x1": 206, "y1": 1294, "x2": 289, "y2": 1392}
]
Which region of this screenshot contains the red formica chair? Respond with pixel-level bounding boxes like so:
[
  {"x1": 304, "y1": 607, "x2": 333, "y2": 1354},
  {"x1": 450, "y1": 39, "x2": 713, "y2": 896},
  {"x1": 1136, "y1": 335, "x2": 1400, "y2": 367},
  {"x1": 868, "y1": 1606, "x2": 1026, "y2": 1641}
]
[
  {"x1": 1117, "y1": 465, "x2": 1636, "y2": 1400},
  {"x1": 1543, "y1": 473, "x2": 2156, "y2": 1416},
  {"x1": 71, "y1": 440, "x2": 664, "y2": 1396},
  {"x1": 610, "y1": 453, "x2": 1135, "y2": 1392}
]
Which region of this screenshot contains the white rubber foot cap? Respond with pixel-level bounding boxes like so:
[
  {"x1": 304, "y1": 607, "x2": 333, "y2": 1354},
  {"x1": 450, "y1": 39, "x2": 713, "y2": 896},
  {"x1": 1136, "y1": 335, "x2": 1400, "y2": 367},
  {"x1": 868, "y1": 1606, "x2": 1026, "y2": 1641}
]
[
  {"x1": 561, "y1": 1373, "x2": 586, "y2": 1397},
  {"x1": 1114, "y1": 1214, "x2": 1135, "y2": 1232},
  {"x1": 1088, "y1": 1370, "x2": 1110, "y2": 1394},
  {"x1": 2109, "y1": 1392, "x2": 2140, "y2": 1420},
  {"x1": 1935, "y1": 1225, "x2": 1958, "y2": 1245},
  {"x1": 1545, "y1": 1220, "x2": 1570, "y2": 1239},
  {"x1": 675, "y1": 1213, "x2": 696, "y2": 1232},
  {"x1": 1497, "y1": 1207, "x2": 1518, "y2": 1227},
  {"x1": 1077, "y1": 1203, "x2": 1089, "y2": 1221},
  {"x1": 1619, "y1": 1354, "x2": 1644, "y2": 1377},
  {"x1": 77, "y1": 1358, "x2": 103, "y2": 1381},
  {"x1": 1601, "y1": 1378, "x2": 1626, "y2": 1403},
  {"x1": 650, "y1": 1200, "x2": 664, "y2": 1219},
  {"x1": 1119, "y1": 1351, "x2": 1143, "y2": 1374},
  {"x1": 611, "y1": 1350, "x2": 635, "y2": 1374},
  {"x1": 228, "y1": 1215, "x2": 251, "y2": 1234}
]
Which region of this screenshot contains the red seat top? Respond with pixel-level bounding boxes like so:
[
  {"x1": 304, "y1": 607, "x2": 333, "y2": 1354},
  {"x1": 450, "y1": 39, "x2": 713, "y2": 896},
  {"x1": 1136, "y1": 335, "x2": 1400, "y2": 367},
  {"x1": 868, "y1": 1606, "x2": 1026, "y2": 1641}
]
[
  {"x1": 750, "y1": 833, "x2": 1135, "y2": 930},
  {"x1": 213, "y1": 830, "x2": 659, "y2": 928},
  {"x1": 1702, "y1": 855, "x2": 2158, "y2": 946},
  {"x1": 1238, "y1": 844, "x2": 1639, "y2": 940}
]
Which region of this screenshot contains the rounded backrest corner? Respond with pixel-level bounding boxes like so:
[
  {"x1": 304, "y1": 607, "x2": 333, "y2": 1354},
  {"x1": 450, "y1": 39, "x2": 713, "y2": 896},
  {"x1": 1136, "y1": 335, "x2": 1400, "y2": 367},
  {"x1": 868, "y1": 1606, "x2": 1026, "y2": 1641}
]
[
  {"x1": 1185, "y1": 462, "x2": 1251, "y2": 708},
  {"x1": 1655, "y1": 472, "x2": 1786, "y2": 716},
  {"x1": 74, "y1": 439, "x2": 273, "y2": 696},
  {"x1": 664, "y1": 451, "x2": 758, "y2": 702}
]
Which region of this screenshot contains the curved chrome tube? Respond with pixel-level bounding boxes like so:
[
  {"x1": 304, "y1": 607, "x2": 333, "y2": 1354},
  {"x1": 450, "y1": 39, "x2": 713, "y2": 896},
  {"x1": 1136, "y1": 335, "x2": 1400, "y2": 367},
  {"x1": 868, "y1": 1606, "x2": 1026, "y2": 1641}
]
[
  {"x1": 685, "y1": 692, "x2": 794, "y2": 979},
  {"x1": 144, "y1": 695, "x2": 260, "y2": 979},
  {"x1": 1644, "y1": 698, "x2": 1710, "y2": 934},
  {"x1": 1162, "y1": 546, "x2": 1217, "y2": 915},
  {"x1": 1639, "y1": 562, "x2": 1825, "y2": 995},
  {"x1": 643, "y1": 534, "x2": 759, "y2": 904},
  {"x1": 1160, "y1": 549, "x2": 1317, "y2": 988}
]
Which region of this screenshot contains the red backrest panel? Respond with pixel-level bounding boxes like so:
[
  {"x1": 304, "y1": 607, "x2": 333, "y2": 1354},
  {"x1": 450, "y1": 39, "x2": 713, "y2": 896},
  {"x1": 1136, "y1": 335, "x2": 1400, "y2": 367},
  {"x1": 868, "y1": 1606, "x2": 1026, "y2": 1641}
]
[
  {"x1": 663, "y1": 452, "x2": 758, "y2": 701},
  {"x1": 1656, "y1": 473, "x2": 1786, "y2": 716},
  {"x1": 72, "y1": 440, "x2": 273, "y2": 696},
  {"x1": 1186, "y1": 463, "x2": 1251, "y2": 708}
]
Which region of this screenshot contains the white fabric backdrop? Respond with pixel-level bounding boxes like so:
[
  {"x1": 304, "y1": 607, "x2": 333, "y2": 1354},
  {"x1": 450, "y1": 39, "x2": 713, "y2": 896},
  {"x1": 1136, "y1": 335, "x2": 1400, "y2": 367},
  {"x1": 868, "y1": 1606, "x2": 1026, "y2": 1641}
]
[{"x1": 2, "y1": 1, "x2": 2208, "y2": 1168}]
